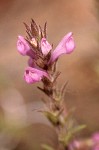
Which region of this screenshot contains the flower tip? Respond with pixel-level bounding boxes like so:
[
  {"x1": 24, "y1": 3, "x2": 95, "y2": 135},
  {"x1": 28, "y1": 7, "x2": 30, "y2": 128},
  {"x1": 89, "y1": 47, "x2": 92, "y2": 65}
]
[
  {"x1": 24, "y1": 74, "x2": 33, "y2": 84},
  {"x1": 68, "y1": 32, "x2": 73, "y2": 36},
  {"x1": 41, "y1": 38, "x2": 52, "y2": 55},
  {"x1": 18, "y1": 35, "x2": 21, "y2": 38},
  {"x1": 65, "y1": 32, "x2": 75, "y2": 54},
  {"x1": 17, "y1": 35, "x2": 23, "y2": 40}
]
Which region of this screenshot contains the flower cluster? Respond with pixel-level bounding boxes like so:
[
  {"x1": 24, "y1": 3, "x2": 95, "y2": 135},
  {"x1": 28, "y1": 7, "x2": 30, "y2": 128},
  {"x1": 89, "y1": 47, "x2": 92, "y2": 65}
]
[{"x1": 17, "y1": 20, "x2": 75, "y2": 84}]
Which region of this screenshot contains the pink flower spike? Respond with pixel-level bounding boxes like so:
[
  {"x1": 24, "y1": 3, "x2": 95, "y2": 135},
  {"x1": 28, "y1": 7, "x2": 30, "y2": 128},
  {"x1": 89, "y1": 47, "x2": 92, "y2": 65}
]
[
  {"x1": 24, "y1": 67, "x2": 49, "y2": 84},
  {"x1": 41, "y1": 38, "x2": 52, "y2": 55},
  {"x1": 49, "y1": 32, "x2": 75, "y2": 63},
  {"x1": 17, "y1": 36, "x2": 35, "y2": 58}
]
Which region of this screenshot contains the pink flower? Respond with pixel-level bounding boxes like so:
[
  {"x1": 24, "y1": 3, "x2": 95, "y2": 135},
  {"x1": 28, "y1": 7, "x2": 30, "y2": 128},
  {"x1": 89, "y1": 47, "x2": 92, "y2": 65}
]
[
  {"x1": 41, "y1": 38, "x2": 52, "y2": 55},
  {"x1": 92, "y1": 133, "x2": 99, "y2": 150},
  {"x1": 49, "y1": 32, "x2": 75, "y2": 63},
  {"x1": 92, "y1": 133, "x2": 99, "y2": 144},
  {"x1": 17, "y1": 36, "x2": 35, "y2": 58},
  {"x1": 93, "y1": 145, "x2": 99, "y2": 150},
  {"x1": 24, "y1": 67, "x2": 49, "y2": 84}
]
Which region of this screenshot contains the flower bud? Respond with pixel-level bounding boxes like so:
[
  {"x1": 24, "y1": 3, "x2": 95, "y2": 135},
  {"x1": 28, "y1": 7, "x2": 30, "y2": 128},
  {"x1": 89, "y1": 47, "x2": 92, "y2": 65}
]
[
  {"x1": 41, "y1": 38, "x2": 52, "y2": 55},
  {"x1": 30, "y1": 38, "x2": 37, "y2": 47}
]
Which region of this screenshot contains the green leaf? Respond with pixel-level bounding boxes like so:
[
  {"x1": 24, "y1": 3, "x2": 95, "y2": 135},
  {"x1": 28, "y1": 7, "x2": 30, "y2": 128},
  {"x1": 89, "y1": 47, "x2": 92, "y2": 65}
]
[
  {"x1": 59, "y1": 124, "x2": 86, "y2": 147},
  {"x1": 71, "y1": 124, "x2": 86, "y2": 134},
  {"x1": 44, "y1": 111, "x2": 59, "y2": 125}
]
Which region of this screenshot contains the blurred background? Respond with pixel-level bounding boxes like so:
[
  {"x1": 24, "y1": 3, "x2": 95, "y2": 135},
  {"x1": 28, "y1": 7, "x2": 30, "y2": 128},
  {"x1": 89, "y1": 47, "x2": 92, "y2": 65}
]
[{"x1": 0, "y1": 0, "x2": 99, "y2": 149}]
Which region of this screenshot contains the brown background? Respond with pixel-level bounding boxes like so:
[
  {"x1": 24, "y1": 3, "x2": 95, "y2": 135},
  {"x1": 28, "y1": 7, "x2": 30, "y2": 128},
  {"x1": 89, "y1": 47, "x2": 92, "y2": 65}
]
[{"x1": 0, "y1": 0, "x2": 99, "y2": 149}]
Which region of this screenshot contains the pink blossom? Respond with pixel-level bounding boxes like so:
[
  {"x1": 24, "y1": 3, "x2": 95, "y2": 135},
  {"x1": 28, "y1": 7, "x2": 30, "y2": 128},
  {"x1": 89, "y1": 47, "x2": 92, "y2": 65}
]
[
  {"x1": 49, "y1": 32, "x2": 75, "y2": 63},
  {"x1": 24, "y1": 67, "x2": 49, "y2": 84},
  {"x1": 17, "y1": 36, "x2": 35, "y2": 58},
  {"x1": 41, "y1": 38, "x2": 52, "y2": 55},
  {"x1": 92, "y1": 133, "x2": 99, "y2": 144},
  {"x1": 93, "y1": 145, "x2": 99, "y2": 150},
  {"x1": 92, "y1": 133, "x2": 99, "y2": 150}
]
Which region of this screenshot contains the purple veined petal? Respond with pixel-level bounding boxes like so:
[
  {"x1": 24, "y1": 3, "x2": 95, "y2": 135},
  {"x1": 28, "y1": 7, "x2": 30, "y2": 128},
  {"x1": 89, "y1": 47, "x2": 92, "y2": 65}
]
[
  {"x1": 17, "y1": 36, "x2": 35, "y2": 58},
  {"x1": 41, "y1": 38, "x2": 52, "y2": 55},
  {"x1": 24, "y1": 67, "x2": 49, "y2": 84},
  {"x1": 49, "y1": 32, "x2": 75, "y2": 63}
]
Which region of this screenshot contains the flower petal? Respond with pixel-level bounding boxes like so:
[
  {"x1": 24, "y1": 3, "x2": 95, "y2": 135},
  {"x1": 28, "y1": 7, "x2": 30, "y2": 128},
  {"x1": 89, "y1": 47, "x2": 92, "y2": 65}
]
[
  {"x1": 92, "y1": 133, "x2": 99, "y2": 144},
  {"x1": 49, "y1": 32, "x2": 75, "y2": 63},
  {"x1": 17, "y1": 36, "x2": 30, "y2": 55},
  {"x1": 17, "y1": 36, "x2": 35, "y2": 58},
  {"x1": 28, "y1": 58, "x2": 35, "y2": 67},
  {"x1": 91, "y1": 133, "x2": 99, "y2": 150},
  {"x1": 24, "y1": 67, "x2": 49, "y2": 84},
  {"x1": 41, "y1": 38, "x2": 52, "y2": 55}
]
